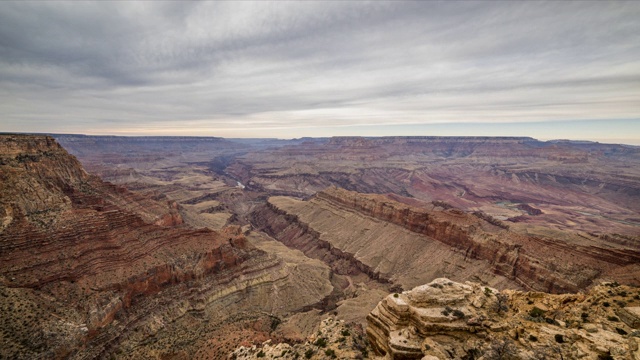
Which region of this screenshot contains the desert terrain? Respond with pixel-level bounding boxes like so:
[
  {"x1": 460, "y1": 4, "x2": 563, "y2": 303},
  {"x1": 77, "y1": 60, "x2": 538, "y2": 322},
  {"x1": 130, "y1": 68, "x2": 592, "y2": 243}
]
[{"x1": 1, "y1": 134, "x2": 639, "y2": 359}]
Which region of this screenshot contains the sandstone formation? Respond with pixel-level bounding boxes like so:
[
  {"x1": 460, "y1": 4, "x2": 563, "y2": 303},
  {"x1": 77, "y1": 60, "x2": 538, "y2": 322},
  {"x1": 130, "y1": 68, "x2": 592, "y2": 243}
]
[
  {"x1": 0, "y1": 135, "x2": 333, "y2": 359},
  {"x1": 256, "y1": 187, "x2": 640, "y2": 294},
  {"x1": 367, "y1": 278, "x2": 640, "y2": 359}
]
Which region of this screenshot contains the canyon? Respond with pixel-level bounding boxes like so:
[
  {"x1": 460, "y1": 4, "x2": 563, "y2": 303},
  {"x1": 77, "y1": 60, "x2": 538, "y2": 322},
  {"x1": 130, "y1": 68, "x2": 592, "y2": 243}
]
[
  {"x1": 0, "y1": 135, "x2": 333, "y2": 359},
  {"x1": 1, "y1": 134, "x2": 639, "y2": 359}
]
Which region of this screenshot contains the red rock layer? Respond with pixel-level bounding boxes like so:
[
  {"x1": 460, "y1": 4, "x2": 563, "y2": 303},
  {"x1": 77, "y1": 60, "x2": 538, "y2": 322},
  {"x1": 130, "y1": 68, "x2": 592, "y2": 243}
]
[
  {"x1": 314, "y1": 187, "x2": 640, "y2": 293},
  {"x1": 0, "y1": 135, "x2": 276, "y2": 358}
]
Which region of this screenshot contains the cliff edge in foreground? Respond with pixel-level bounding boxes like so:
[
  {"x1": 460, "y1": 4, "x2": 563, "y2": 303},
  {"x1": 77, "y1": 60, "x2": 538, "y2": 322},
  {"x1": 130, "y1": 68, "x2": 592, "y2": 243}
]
[{"x1": 367, "y1": 278, "x2": 640, "y2": 359}]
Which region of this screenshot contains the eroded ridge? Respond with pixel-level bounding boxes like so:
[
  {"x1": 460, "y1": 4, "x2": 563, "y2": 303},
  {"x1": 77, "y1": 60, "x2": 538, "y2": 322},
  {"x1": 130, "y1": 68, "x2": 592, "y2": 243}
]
[
  {"x1": 0, "y1": 135, "x2": 333, "y2": 359},
  {"x1": 367, "y1": 278, "x2": 640, "y2": 359},
  {"x1": 311, "y1": 187, "x2": 640, "y2": 292}
]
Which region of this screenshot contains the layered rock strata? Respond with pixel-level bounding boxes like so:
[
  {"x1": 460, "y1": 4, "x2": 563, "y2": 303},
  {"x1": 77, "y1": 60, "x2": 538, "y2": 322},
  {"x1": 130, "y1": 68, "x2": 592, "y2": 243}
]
[
  {"x1": 264, "y1": 187, "x2": 640, "y2": 293},
  {"x1": 225, "y1": 136, "x2": 640, "y2": 236},
  {"x1": 367, "y1": 278, "x2": 640, "y2": 359},
  {"x1": 0, "y1": 135, "x2": 333, "y2": 359}
]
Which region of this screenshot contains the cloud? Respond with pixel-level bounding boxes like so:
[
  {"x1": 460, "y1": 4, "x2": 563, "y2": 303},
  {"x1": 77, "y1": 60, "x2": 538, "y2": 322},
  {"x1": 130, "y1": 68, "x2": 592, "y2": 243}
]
[{"x1": 0, "y1": 1, "x2": 639, "y2": 140}]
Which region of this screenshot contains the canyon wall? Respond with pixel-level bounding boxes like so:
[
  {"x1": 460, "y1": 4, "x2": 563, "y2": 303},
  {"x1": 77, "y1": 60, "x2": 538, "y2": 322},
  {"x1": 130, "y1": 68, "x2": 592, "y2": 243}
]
[
  {"x1": 259, "y1": 187, "x2": 640, "y2": 294},
  {"x1": 0, "y1": 135, "x2": 333, "y2": 359}
]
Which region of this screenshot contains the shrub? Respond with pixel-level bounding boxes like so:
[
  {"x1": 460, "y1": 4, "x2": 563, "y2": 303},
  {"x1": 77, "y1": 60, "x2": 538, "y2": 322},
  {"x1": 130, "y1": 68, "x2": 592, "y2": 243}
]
[
  {"x1": 314, "y1": 337, "x2": 327, "y2": 348},
  {"x1": 393, "y1": 293, "x2": 399, "y2": 298},
  {"x1": 452, "y1": 309, "x2": 465, "y2": 319},
  {"x1": 484, "y1": 337, "x2": 517, "y2": 360},
  {"x1": 270, "y1": 317, "x2": 281, "y2": 331},
  {"x1": 304, "y1": 349, "x2": 314, "y2": 359},
  {"x1": 257, "y1": 350, "x2": 265, "y2": 358},
  {"x1": 324, "y1": 349, "x2": 336, "y2": 358},
  {"x1": 529, "y1": 307, "x2": 546, "y2": 318},
  {"x1": 341, "y1": 329, "x2": 350, "y2": 336},
  {"x1": 554, "y1": 334, "x2": 564, "y2": 343},
  {"x1": 545, "y1": 317, "x2": 560, "y2": 326},
  {"x1": 493, "y1": 293, "x2": 509, "y2": 314}
]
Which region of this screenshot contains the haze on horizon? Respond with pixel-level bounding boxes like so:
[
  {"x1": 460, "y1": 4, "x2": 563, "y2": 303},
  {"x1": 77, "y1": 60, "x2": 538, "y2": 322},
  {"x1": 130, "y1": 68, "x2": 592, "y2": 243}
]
[{"x1": 1, "y1": 1, "x2": 639, "y2": 144}]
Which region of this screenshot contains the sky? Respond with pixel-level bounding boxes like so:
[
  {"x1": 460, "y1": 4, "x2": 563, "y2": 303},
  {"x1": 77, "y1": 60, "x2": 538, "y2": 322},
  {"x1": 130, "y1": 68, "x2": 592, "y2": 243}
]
[{"x1": 1, "y1": 1, "x2": 639, "y2": 144}]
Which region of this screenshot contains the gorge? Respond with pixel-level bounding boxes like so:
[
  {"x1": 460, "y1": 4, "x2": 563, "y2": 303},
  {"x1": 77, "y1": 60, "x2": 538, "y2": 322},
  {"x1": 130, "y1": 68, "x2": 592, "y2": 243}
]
[{"x1": 1, "y1": 134, "x2": 639, "y2": 359}]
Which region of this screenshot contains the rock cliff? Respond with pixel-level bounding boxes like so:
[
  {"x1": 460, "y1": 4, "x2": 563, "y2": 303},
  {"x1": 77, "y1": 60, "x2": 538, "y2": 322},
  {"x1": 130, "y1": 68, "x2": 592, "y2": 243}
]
[
  {"x1": 0, "y1": 135, "x2": 333, "y2": 359},
  {"x1": 367, "y1": 278, "x2": 640, "y2": 359},
  {"x1": 261, "y1": 187, "x2": 639, "y2": 294},
  {"x1": 225, "y1": 136, "x2": 640, "y2": 237}
]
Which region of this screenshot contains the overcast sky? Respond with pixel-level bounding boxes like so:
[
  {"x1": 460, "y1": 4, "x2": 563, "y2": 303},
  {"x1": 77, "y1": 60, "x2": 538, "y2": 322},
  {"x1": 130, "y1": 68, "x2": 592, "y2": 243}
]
[{"x1": 1, "y1": 1, "x2": 639, "y2": 143}]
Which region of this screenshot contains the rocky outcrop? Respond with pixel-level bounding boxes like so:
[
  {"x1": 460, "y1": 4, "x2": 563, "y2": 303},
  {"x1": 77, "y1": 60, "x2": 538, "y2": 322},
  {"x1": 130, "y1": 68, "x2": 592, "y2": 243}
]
[
  {"x1": 367, "y1": 278, "x2": 640, "y2": 360},
  {"x1": 0, "y1": 135, "x2": 333, "y2": 359},
  {"x1": 230, "y1": 317, "x2": 371, "y2": 360}
]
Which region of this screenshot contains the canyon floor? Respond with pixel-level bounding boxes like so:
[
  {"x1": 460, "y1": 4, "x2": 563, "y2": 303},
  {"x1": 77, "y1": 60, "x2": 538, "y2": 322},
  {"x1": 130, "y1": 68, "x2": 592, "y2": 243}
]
[{"x1": 1, "y1": 134, "x2": 639, "y2": 359}]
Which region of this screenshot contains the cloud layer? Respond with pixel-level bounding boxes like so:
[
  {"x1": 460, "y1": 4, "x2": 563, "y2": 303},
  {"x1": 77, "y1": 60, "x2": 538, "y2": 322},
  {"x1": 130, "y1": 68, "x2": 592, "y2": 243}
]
[{"x1": 1, "y1": 1, "x2": 639, "y2": 140}]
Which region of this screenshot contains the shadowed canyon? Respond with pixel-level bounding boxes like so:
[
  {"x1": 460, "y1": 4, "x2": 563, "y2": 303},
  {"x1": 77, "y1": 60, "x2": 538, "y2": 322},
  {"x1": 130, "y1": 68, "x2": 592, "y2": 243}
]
[{"x1": 1, "y1": 134, "x2": 639, "y2": 359}]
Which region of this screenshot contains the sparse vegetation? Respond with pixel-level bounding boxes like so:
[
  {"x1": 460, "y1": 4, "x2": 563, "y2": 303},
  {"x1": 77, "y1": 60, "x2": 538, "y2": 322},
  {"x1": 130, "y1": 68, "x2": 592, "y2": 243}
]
[
  {"x1": 493, "y1": 293, "x2": 509, "y2": 314},
  {"x1": 313, "y1": 337, "x2": 327, "y2": 348},
  {"x1": 324, "y1": 349, "x2": 336, "y2": 358},
  {"x1": 484, "y1": 337, "x2": 517, "y2": 360},
  {"x1": 528, "y1": 307, "x2": 546, "y2": 319},
  {"x1": 554, "y1": 334, "x2": 564, "y2": 343},
  {"x1": 452, "y1": 309, "x2": 465, "y2": 319}
]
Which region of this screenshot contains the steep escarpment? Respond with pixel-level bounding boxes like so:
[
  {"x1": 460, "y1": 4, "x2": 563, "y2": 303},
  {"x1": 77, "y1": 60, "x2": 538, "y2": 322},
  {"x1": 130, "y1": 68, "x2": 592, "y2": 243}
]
[
  {"x1": 0, "y1": 135, "x2": 333, "y2": 359},
  {"x1": 250, "y1": 200, "x2": 391, "y2": 284},
  {"x1": 253, "y1": 193, "x2": 520, "y2": 293},
  {"x1": 225, "y1": 136, "x2": 640, "y2": 237},
  {"x1": 367, "y1": 278, "x2": 640, "y2": 359},
  {"x1": 264, "y1": 188, "x2": 640, "y2": 293}
]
